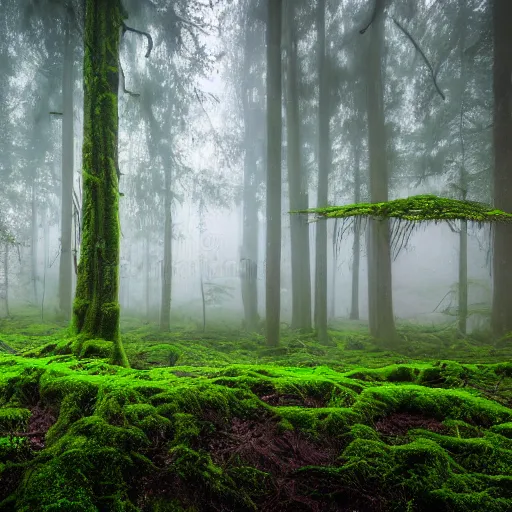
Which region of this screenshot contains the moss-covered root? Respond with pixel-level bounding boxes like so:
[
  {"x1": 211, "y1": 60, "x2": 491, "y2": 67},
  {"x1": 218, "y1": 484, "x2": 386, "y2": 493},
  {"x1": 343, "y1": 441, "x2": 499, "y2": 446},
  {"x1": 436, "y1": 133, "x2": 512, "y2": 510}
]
[{"x1": 71, "y1": 0, "x2": 128, "y2": 368}]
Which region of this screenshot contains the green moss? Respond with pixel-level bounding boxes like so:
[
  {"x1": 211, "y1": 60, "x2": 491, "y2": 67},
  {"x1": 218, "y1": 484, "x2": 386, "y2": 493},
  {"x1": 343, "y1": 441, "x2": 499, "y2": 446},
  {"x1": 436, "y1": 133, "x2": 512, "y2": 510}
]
[
  {"x1": 297, "y1": 194, "x2": 512, "y2": 223},
  {"x1": 79, "y1": 339, "x2": 113, "y2": 359},
  {"x1": 1, "y1": 317, "x2": 512, "y2": 510},
  {"x1": 0, "y1": 408, "x2": 30, "y2": 432}
]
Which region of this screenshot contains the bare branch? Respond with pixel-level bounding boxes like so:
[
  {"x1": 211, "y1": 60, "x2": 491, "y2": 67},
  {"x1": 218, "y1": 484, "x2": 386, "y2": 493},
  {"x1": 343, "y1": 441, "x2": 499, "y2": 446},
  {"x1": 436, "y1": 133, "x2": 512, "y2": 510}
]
[
  {"x1": 392, "y1": 17, "x2": 445, "y2": 101},
  {"x1": 122, "y1": 23, "x2": 153, "y2": 58}
]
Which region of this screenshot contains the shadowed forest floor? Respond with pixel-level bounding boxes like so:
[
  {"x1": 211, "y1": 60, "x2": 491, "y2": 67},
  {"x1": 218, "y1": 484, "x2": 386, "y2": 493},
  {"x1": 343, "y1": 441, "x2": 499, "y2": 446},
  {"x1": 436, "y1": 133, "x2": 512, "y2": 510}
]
[{"x1": 1, "y1": 308, "x2": 512, "y2": 511}]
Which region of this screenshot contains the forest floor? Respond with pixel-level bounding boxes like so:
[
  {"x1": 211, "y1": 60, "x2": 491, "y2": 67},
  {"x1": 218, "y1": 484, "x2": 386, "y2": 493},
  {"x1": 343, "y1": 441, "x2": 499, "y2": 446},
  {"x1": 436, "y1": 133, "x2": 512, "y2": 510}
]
[{"x1": 1, "y1": 308, "x2": 512, "y2": 511}]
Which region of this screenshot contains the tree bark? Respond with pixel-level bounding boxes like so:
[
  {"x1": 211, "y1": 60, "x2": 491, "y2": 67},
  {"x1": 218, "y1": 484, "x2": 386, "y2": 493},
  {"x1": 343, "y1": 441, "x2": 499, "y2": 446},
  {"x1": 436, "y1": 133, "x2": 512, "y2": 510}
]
[
  {"x1": 31, "y1": 180, "x2": 38, "y2": 304},
  {"x1": 350, "y1": 149, "x2": 361, "y2": 320},
  {"x1": 365, "y1": 10, "x2": 398, "y2": 344},
  {"x1": 145, "y1": 232, "x2": 151, "y2": 321},
  {"x1": 315, "y1": 0, "x2": 330, "y2": 344},
  {"x1": 457, "y1": 0, "x2": 468, "y2": 336},
  {"x1": 491, "y1": 0, "x2": 512, "y2": 338},
  {"x1": 240, "y1": 16, "x2": 261, "y2": 333},
  {"x1": 285, "y1": 0, "x2": 312, "y2": 331},
  {"x1": 58, "y1": 9, "x2": 74, "y2": 320},
  {"x1": 3, "y1": 243, "x2": 8, "y2": 317},
  {"x1": 72, "y1": 0, "x2": 129, "y2": 367},
  {"x1": 160, "y1": 167, "x2": 172, "y2": 331},
  {"x1": 265, "y1": 0, "x2": 283, "y2": 347}
]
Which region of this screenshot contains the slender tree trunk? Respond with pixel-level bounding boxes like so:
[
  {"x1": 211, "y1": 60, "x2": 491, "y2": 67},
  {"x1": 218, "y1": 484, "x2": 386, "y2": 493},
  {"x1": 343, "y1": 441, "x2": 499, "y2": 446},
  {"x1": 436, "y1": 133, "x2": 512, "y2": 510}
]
[
  {"x1": 365, "y1": 10, "x2": 398, "y2": 344},
  {"x1": 491, "y1": 0, "x2": 512, "y2": 338},
  {"x1": 315, "y1": 0, "x2": 330, "y2": 344},
  {"x1": 58, "y1": 10, "x2": 74, "y2": 320},
  {"x1": 457, "y1": 0, "x2": 468, "y2": 336},
  {"x1": 459, "y1": 221, "x2": 468, "y2": 333},
  {"x1": 350, "y1": 149, "x2": 361, "y2": 320},
  {"x1": 31, "y1": 180, "x2": 38, "y2": 304},
  {"x1": 285, "y1": 0, "x2": 311, "y2": 331},
  {"x1": 240, "y1": 19, "x2": 260, "y2": 332},
  {"x1": 160, "y1": 168, "x2": 172, "y2": 331},
  {"x1": 266, "y1": 0, "x2": 283, "y2": 347},
  {"x1": 145, "y1": 232, "x2": 150, "y2": 321},
  {"x1": 73, "y1": 0, "x2": 129, "y2": 367},
  {"x1": 3, "y1": 243, "x2": 8, "y2": 317}
]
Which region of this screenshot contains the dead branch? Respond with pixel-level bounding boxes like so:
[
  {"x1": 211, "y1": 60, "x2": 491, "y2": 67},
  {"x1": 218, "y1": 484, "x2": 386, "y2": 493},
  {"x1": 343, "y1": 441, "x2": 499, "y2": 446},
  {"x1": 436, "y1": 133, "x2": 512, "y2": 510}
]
[
  {"x1": 392, "y1": 17, "x2": 445, "y2": 101},
  {"x1": 122, "y1": 23, "x2": 153, "y2": 58}
]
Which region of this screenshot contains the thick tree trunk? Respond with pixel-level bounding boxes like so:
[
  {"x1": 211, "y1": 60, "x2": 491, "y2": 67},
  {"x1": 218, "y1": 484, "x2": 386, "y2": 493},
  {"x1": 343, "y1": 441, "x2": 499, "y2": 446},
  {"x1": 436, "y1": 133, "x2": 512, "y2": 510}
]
[
  {"x1": 285, "y1": 0, "x2": 312, "y2": 331},
  {"x1": 365, "y1": 11, "x2": 398, "y2": 344},
  {"x1": 72, "y1": 0, "x2": 129, "y2": 367},
  {"x1": 240, "y1": 19, "x2": 260, "y2": 333},
  {"x1": 58, "y1": 11, "x2": 74, "y2": 320},
  {"x1": 315, "y1": 0, "x2": 330, "y2": 344},
  {"x1": 350, "y1": 150, "x2": 361, "y2": 320},
  {"x1": 266, "y1": 0, "x2": 282, "y2": 347},
  {"x1": 160, "y1": 168, "x2": 172, "y2": 331},
  {"x1": 491, "y1": 0, "x2": 512, "y2": 338}
]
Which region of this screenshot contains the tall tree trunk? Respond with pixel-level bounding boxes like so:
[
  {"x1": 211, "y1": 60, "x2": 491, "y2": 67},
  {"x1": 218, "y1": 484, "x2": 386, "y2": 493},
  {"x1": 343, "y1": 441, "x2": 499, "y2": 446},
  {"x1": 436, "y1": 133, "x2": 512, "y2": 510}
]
[
  {"x1": 265, "y1": 0, "x2": 283, "y2": 347},
  {"x1": 285, "y1": 0, "x2": 311, "y2": 331},
  {"x1": 315, "y1": 0, "x2": 330, "y2": 344},
  {"x1": 58, "y1": 8, "x2": 74, "y2": 320},
  {"x1": 2, "y1": 243, "x2": 8, "y2": 317},
  {"x1": 350, "y1": 149, "x2": 361, "y2": 320},
  {"x1": 240, "y1": 18, "x2": 260, "y2": 333},
  {"x1": 457, "y1": 0, "x2": 468, "y2": 336},
  {"x1": 31, "y1": 180, "x2": 38, "y2": 304},
  {"x1": 72, "y1": 0, "x2": 129, "y2": 367},
  {"x1": 160, "y1": 168, "x2": 172, "y2": 331},
  {"x1": 145, "y1": 232, "x2": 151, "y2": 321},
  {"x1": 365, "y1": 10, "x2": 398, "y2": 344},
  {"x1": 491, "y1": 0, "x2": 512, "y2": 338},
  {"x1": 330, "y1": 219, "x2": 337, "y2": 321}
]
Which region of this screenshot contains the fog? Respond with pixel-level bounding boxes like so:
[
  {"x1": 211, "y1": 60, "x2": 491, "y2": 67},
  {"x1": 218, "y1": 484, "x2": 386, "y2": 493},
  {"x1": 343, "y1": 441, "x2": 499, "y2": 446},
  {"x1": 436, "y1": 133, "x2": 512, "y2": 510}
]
[{"x1": 0, "y1": 0, "x2": 500, "y2": 340}]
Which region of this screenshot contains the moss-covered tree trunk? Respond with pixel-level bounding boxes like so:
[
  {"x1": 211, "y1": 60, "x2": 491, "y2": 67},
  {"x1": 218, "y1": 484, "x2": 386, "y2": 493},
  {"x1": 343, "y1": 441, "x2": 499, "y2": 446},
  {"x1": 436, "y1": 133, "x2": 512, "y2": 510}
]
[
  {"x1": 265, "y1": 0, "x2": 283, "y2": 347},
  {"x1": 491, "y1": 0, "x2": 512, "y2": 338},
  {"x1": 72, "y1": 0, "x2": 129, "y2": 367},
  {"x1": 365, "y1": 9, "x2": 398, "y2": 345},
  {"x1": 285, "y1": 0, "x2": 312, "y2": 331},
  {"x1": 314, "y1": 0, "x2": 330, "y2": 345},
  {"x1": 58, "y1": 8, "x2": 74, "y2": 320}
]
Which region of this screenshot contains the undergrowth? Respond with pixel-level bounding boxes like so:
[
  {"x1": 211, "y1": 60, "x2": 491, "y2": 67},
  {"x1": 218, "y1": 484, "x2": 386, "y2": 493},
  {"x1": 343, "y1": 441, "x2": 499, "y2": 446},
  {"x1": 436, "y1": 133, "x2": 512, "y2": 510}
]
[{"x1": 0, "y1": 308, "x2": 511, "y2": 511}]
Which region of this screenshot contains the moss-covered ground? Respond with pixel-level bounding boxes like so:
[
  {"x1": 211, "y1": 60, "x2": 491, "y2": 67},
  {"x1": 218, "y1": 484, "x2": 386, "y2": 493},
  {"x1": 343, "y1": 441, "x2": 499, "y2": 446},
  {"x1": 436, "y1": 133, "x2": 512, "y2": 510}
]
[{"x1": 1, "y1": 308, "x2": 512, "y2": 511}]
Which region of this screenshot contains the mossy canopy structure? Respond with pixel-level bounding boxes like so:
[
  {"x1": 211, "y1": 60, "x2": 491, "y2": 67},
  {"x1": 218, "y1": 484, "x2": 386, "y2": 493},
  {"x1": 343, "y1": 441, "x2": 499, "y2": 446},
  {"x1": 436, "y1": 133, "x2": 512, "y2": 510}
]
[
  {"x1": 296, "y1": 195, "x2": 512, "y2": 259},
  {"x1": 299, "y1": 195, "x2": 512, "y2": 223}
]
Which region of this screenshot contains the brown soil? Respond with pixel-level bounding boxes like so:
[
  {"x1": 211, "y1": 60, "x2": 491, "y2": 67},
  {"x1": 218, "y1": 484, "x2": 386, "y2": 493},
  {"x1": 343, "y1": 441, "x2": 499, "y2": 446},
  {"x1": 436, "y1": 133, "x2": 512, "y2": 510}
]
[{"x1": 374, "y1": 412, "x2": 447, "y2": 437}]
